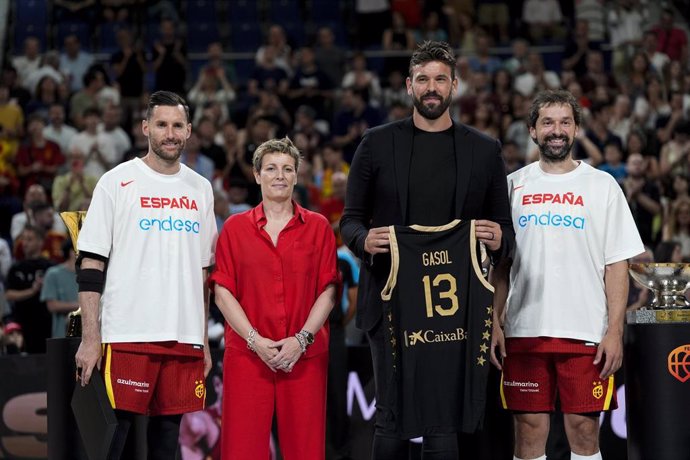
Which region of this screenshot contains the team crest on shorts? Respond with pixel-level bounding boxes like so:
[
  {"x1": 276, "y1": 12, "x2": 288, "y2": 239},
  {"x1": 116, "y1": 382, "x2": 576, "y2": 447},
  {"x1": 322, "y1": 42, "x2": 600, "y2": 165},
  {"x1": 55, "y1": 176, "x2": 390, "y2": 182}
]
[
  {"x1": 592, "y1": 381, "x2": 603, "y2": 399},
  {"x1": 668, "y1": 345, "x2": 690, "y2": 383},
  {"x1": 194, "y1": 380, "x2": 206, "y2": 399}
]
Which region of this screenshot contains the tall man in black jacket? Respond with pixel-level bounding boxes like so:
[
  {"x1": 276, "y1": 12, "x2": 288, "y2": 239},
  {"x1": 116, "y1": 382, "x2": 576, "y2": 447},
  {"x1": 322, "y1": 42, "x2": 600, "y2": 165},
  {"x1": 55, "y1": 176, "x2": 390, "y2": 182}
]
[{"x1": 340, "y1": 41, "x2": 514, "y2": 459}]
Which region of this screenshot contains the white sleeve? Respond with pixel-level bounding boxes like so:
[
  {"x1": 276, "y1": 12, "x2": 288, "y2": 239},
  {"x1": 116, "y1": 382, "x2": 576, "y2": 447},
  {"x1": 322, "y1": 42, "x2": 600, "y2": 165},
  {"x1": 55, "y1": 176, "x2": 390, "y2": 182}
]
[
  {"x1": 200, "y1": 182, "x2": 218, "y2": 267},
  {"x1": 77, "y1": 180, "x2": 115, "y2": 258},
  {"x1": 604, "y1": 179, "x2": 644, "y2": 264}
]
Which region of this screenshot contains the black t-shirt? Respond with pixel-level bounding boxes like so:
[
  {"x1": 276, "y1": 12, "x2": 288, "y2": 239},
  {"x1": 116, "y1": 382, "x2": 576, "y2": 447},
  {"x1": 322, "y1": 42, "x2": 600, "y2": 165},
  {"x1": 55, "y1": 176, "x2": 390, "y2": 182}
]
[
  {"x1": 110, "y1": 50, "x2": 144, "y2": 97},
  {"x1": 5, "y1": 257, "x2": 54, "y2": 354},
  {"x1": 407, "y1": 126, "x2": 456, "y2": 226}
]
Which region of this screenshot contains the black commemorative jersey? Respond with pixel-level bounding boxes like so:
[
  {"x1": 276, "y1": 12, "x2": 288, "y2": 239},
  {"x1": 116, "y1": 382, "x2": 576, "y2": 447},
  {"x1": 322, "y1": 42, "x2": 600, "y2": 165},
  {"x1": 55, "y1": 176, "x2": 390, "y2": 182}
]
[{"x1": 380, "y1": 219, "x2": 494, "y2": 438}]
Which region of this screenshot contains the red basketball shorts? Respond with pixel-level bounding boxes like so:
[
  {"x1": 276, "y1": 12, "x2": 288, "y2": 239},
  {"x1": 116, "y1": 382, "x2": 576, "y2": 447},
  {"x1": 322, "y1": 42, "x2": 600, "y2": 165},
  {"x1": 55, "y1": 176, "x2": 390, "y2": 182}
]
[
  {"x1": 102, "y1": 341, "x2": 206, "y2": 416},
  {"x1": 500, "y1": 337, "x2": 617, "y2": 413}
]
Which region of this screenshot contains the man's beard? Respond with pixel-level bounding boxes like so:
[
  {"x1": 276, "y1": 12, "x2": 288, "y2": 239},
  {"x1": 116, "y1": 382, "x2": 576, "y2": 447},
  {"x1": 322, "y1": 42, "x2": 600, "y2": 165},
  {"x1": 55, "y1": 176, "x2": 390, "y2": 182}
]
[
  {"x1": 534, "y1": 134, "x2": 574, "y2": 162},
  {"x1": 150, "y1": 138, "x2": 184, "y2": 163},
  {"x1": 413, "y1": 91, "x2": 452, "y2": 120}
]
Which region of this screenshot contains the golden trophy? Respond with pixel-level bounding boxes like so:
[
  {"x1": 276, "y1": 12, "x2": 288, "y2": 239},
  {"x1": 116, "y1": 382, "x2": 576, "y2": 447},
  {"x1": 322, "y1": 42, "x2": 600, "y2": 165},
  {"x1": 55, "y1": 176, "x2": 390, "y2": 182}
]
[
  {"x1": 628, "y1": 262, "x2": 690, "y2": 323},
  {"x1": 60, "y1": 211, "x2": 87, "y2": 337}
]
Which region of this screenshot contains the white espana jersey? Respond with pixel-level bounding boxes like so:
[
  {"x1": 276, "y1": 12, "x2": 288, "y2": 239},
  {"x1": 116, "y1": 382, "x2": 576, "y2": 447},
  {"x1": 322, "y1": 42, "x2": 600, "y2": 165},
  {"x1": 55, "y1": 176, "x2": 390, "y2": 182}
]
[
  {"x1": 78, "y1": 157, "x2": 217, "y2": 345},
  {"x1": 504, "y1": 161, "x2": 644, "y2": 343}
]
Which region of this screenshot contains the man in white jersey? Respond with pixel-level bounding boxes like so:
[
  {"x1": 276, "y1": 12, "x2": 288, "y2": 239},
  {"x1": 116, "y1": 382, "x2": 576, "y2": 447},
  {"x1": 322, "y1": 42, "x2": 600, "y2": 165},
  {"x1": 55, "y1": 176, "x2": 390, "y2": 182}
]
[
  {"x1": 74, "y1": 91, "x2": 217, "y2": 459},
  {"x1": 490, "y1": 90, "x2": 644, "y2": 460}
]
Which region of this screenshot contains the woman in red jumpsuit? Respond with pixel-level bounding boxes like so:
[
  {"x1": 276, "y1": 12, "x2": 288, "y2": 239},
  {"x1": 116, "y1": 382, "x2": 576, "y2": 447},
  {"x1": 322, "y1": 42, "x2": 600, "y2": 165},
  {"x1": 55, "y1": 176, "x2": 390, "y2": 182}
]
[{"x1": 210, "y1": 136, "x2": 338, "y2": 459}]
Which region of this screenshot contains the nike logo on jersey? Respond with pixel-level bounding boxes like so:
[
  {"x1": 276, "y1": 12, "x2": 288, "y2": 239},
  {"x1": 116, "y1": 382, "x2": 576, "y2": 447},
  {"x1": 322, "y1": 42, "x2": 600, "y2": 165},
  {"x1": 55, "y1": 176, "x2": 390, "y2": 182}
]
[
  {"x1": 120, "y1": 180, "x2": 134, "y2": 187},
  {"x1": 513, "y1": 185, "x2": 524, "y2": 191}
]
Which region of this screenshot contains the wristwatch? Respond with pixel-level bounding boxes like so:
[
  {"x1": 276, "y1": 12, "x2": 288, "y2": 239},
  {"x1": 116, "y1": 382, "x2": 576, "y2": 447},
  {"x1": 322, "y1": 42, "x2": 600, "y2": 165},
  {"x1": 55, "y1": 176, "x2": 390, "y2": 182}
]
[{"x1": 297, "y1": 329, "x2": 314, "y2": 346}]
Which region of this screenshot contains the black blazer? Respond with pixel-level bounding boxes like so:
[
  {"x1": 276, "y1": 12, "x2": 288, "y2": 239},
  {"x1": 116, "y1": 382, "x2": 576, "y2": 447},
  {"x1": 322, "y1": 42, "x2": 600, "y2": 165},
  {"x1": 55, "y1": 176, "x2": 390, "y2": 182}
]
[{"x1": 340, "y1": 117, "x2": 515, "y2": 332}]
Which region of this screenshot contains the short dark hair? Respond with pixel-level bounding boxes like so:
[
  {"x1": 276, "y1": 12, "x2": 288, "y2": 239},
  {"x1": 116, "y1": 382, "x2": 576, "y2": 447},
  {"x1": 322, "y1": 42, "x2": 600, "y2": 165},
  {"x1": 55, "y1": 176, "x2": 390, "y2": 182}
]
[
  {"x1": 528, "y1": 90, "x2": 583, "y2": 129},
  {"x1": 409, "y1": 41, "x2": 456, "y2": 80},
  {"x1": 146, "y1": 91, "x2": 190, "y2": 123},
  {"x1": 22, "y1": 224, "x2": 45, "y2": 241},
  {"x1": 82, "y1": 106, "x2": 102, "y2": 119}
]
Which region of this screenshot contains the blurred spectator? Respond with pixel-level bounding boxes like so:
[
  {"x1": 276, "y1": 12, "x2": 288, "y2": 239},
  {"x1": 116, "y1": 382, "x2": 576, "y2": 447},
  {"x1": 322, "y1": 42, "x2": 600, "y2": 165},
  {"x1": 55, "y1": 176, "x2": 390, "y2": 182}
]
[
  {"x1": 575, "y1": 0, "x2": 606, "y2": 42},
  {"x1": 2, "y1": 65, "x2": 31, "y2": 112},
  {"x1": 651, "y1": 6, "x2": 689, "y2": 63},
  {"x1": 344, "y1": 54, "x2": 382, "y2": 111},
  {"x1": 665, "y1": 60, "x2": 687, "y2": 95},
  {"x1": 248, "y1": 45, "x2": 290, "y2": 99},
  {"x1": 16, "y1": 114, "x2": 64, "y2": 194},
  {"x1": 68, "y1": 107, "x2": 118, "y2": 178},
  {"x1": 248, "y1": 91, "x2": 291, "y2": 137},
  {"x1": 99, "y1": 104, "x2": 131, "y2": 162},
  {"x1": 318, "y1": 143, "x2": 349, "y2": 200},
  {"x1": 641, "y1": 30, "x2": 671, "y2": 76},
  {"x1": 659, "y1": 120, "x2": 690, "y2": 177},
  {"x1": 51, "y1": 147, "x2": 98, "y2": 212},
  {"x1": 10, "y1": 184, "x2": 64, "y2": 242},
  {"x1": 656, "y1": 91, "x2": 688, "y2": 145},
  {"x1": 68, "y1": 66, "x2": 106, "y2": 128},
  {"x1": 502, "y1": 140, "x2": 525, "y2": 175},
  {"x1": 622, "y1": 51, "x2": 657, "y2": 103},
  {"x1": 40, "y1": 240, "x2": 78, "y2": 338},
  {"x1": 607, "y1": 0, "x2": 647, "y2": 79},
  {"x1": 181, "y1": 132, "x2": 214, "y2": 183},
  {"x1": 562, "y1": 19, "x2": 600, "y2": 78},
  {"x1": 2, "y1": 321, "x2": 25, "y2": 355},
  {"x1": 60, "y1": 33, "x2": 95, "y2": 93},
  {"x1": 578, "y1": 50, "x2": 618, "y2": 97},
  {"x1": 291, "y1": 105, "x2": 326, "y2": 160},
  {"x1": 12, "y1": 37, "x2": 42, "y2": 89},
  {"x1": 151, "y1": 18, "x2": 187, "y2": 95},
  {"x1": 503, "y1": 38, "x2": 530, "y2": 77},
  {"x1": 0, "y1": 84, "x2": 25, "y2": 157},
  {"x1": 5, "y1": 225, "x2": 53, "y2": 354},
  {"x1": 633, "y1": 76, "x2": 670, "y2": 132},
  {"x1": 624, "y1": 152, "x2": 662, "y2": 246},
  {"x1": 188, "y1": 63, "x2": 235, "y2": 126},
  {"x1": 332, "y1": 87, "x2": 382, "y2": 163},
  {"x1": 25, "y1": 76, "x2": 65, "y2": 120},
  {"x1": 109, "y1": 28, "x2": 146, "y2": 123},
  {"x1": 414, "y1": 11, "x2": 448, "y2": 44},
  {"x1": 663, "y1": 172, "x2": 690, "y2": 218},
  {"x1": 627, "y1": 245, "x2": 654, "y2": 310},
  {"x1": 381, "y1": 70, "x2": 411, "y2": 110},
  {"x1": 43, "y1": 103, "x2": 78, "y2": 156},
  {"x1": 13, "y1": 201, "x2": 67, "y2": 263},
  {"x1": 288, "y1": 46, "x2": 335, "y2": 118},
  {"x1": 598, "y1": 141, "x2": 628, "y2": 182},
  {"x1": 213, "y1": 188, "x2": 230, "y2": 232},
  {"x1": 382, "y1": 11, "x2": 416, "y2": 77},
  {"x1": 456, "y1": 11, "x2": 482, "y2": 56},
  {"x1": 580, "y1": 102, "x2": 622, "y2": 158},
  {"x1": 513, "y1": 52, "x2": 560, "y2": 97},
  {"x1": 626, "y1": 129, "x2": 659, "y2": 178},
  {"x1": 386, "y1": 99, "x2": 412, "y2": 123},
  {"x1": 25, "y1": 51, "x2": 65, "y2": 98},
  {"x1": 218, "y1": 121, "x2": 253, "y2": 192},
  {"x1": 521, "y1": 0, "x2": 564, "y2": 43},
  {"x1": 609, "y1": 94, "x2": 634, "y2": 148},
  {"x1": 663, "y1": 196, "x2": 690, "y2": 258},
  {"x1": 315, "y1": 26, "x2": 348, "y2": 93},
  {"x1": 101, "y1": 0, "x2": 132, "y2": 22},
  {"x1": 227, "y1": 179, "x2": 251, "y2": 215},
  {"x1": 654, "y1": 240, "x2": 683, "y2": 262},
  {"x1": 355, "y1": 0, "x2": 391, "y2": 47},
  {"x1": 476, "y1": 0, "x2": 510, "y2": 44},
  {"x1": 255, "y1": 25, "x2": 293, "y2": 77},
  {"x1": 241, "y1": 115, "x2": 276, "y2": 204},
  {"x1": 467, "y1": 33, "x2": 502, "y2": 75},
  {"x1": 196, "y1": 116, "x2": 227, "y2": 175}
]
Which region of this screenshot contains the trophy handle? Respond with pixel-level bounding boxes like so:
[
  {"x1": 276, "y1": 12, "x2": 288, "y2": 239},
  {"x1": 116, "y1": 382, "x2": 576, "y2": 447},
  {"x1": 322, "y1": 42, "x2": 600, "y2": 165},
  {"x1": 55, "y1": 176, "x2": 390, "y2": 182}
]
[{"x1": 60, "y1": 211, "x2": 87, "y2": 338}]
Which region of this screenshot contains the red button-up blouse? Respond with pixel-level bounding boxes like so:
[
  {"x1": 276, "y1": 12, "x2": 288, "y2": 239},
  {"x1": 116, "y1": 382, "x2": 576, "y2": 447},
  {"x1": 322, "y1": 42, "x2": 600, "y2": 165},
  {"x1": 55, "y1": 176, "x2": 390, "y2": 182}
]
[{"x1": 210, "y1": 201, "x2": 338, "y2": 358}]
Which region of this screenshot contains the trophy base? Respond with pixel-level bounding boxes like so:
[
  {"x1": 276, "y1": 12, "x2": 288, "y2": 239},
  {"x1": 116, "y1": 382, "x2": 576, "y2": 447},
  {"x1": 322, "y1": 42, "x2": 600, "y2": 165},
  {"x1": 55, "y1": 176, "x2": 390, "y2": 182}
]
[{"x1": 626, "y1": 308, "x2": 690, "y2": 324}]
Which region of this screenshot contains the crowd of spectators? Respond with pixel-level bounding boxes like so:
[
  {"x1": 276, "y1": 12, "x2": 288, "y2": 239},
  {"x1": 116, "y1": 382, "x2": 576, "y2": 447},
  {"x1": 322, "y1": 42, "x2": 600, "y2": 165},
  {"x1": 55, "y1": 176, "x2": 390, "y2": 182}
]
[{"x1": 1, "y1": 0, "x2": 689, "y2": 354}]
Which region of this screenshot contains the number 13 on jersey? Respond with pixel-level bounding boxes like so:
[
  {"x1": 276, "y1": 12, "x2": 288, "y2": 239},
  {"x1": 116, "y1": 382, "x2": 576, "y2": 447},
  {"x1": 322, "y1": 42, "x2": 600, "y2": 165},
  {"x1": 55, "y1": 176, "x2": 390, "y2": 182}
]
[{"x1": 423, "y1": 273, "x2": 459, "y2": 317}]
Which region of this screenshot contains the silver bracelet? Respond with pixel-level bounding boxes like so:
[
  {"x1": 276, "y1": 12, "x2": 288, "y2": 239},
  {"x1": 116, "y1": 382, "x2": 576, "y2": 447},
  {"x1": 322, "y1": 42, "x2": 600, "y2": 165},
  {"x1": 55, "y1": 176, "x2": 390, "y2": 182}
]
[
  {"x1": 294, "y1": 332, "x2": 307, "y2": 353},
  {"x1": 246, "y1": 328, "x2": 257, "y2": 353}
]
